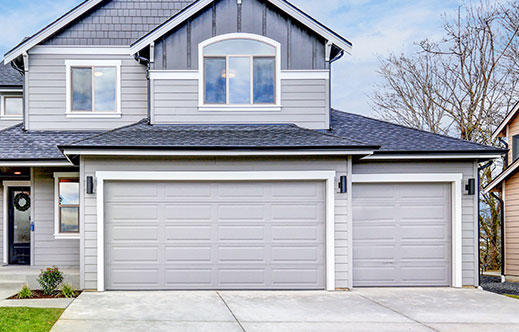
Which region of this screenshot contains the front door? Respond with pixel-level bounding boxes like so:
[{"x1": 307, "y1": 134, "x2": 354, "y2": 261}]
[{"x1": 8, "y1": 187, "x2": 31, "y2": 265}]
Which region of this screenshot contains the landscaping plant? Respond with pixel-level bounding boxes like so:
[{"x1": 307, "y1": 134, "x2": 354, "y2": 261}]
[
  {"x1": 37, "y1": 267, "x2": 64, "y2": 295},
  {"x1": 18, "y1": 284, "x2": 32, "y2": 299},
  {"x1": 61, "y1": 283, "x2": 75, "y2": 298}
]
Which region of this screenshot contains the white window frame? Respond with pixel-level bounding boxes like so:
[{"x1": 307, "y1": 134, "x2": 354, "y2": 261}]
[
  {"x1": 53, "y1": 172, "x2": 80, "y2": 239},
  {"x1": 198, "y1": 33, "x2": 282, "y2": 111},
  {"x1": 0, "y1": 95, "x2": 23, "y2": 119},
  {"x1": 351, "y1": 173, "x2": 464, "y2": 288},
  {"x1": 65, "y1": 60, "x2": 122, "y2": 118}
]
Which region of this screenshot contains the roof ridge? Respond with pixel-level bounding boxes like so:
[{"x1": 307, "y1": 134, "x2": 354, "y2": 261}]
[{"x1": 331, "y1": 109, "x2": 498, "y2": 150}]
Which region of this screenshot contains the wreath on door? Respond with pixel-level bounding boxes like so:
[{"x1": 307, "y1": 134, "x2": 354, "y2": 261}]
[{"x1": 14, "y1": 192, "x2": 30, "y2": 212}]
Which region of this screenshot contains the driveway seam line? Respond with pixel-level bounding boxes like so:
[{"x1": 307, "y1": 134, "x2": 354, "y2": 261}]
[
  {"x1": 356, "y1": 293, "x2": 440, "y2": 332},
  {"x1": 217, "y1": 292, "x2": 246, "y2": 332}
]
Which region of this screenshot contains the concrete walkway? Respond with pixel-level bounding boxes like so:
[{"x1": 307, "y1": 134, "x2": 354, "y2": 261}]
[{"x1": 51, "y1": 288, "x2": 519, "y2": 332}]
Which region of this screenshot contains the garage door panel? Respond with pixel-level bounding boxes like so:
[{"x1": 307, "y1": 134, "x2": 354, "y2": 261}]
[
  {"x1": 353, "y1": 182, "x2": 451, "y2": 287},
  {"x1": 106, "y1": 204, "x2": 159, "y2": 220},
  {"x1": 105, "y1": 180, "x2": 325, "y2": 290}
]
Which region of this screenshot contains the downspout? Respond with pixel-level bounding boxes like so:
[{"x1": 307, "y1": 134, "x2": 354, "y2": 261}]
[
  {"x1": 134, "y1": 52, "x2": 151, "y2": 123},
  {"x1": 327, "y1": 45, "x2": 344, "y2": 130},
  {"x1": 490, "y1": 191, "x2": 505, "y2": 282},
  {"x1": 478, "y1": 161, "x2": 493, "y2": 286}
]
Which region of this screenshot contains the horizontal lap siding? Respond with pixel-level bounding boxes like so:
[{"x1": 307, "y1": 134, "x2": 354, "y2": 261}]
[
  {"x1": 27, "y1": 54, "x2": 147, "y2": 131},
  {"x1": 81, "y1": 156, "x2": 349, "y2": 290},
  {"x1": 152, "y1": 78, "x2": 329, "y2": 129},
  {"x1": 352, "y1": 160, "x2": 479, "y2": 286},
  {"x1": 33, "y1": 168, "x2": 80, "y2": 268},
  {"x1": 505, "y1": 172, "x2": 519, "y2": 276}
]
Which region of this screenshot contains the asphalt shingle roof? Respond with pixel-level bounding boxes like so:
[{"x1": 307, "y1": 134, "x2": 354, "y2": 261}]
[
  {"x1": 329, "y1": 109, "x2": 504, "y2": 154},
  {"x1": 0, "y1": 124, "x2": 93, "y2": 160},
  {"x1": 62, "y1": 120, "x2": 377, "y2": 150},
  {"x1": 0, "y1": 63, "x2": 23, "y2": 87}
]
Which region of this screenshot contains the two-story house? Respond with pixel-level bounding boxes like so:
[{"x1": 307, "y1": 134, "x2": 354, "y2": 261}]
[
  {"x1": 1, "y1": 0, "x2": 503, "y2": 291},
  {"x1": 483, "y1": 102, "x2": 519, "y2": 280}
]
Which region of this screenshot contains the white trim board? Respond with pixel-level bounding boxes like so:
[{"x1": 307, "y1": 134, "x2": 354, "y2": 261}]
[
  {"x1": 0, "y1": 161, "x2": 73, "y2": 167},
  {"x1": 95, "y1": 170, "x2": 336, "y2": 292},
  {"x1": 2, "y1": 181, "x2": 31, "y2": 265},
  {"x1": 30, "y1": 46, "x2": 131, "y2": 55},
  {"x1": 363, "y1": 154, "x2": 504, "y2": 160},
  {"x1": 149, "y1": 70, "x2": 330, "y2": 81},
  {"x1": 492, "y1": 101, "x2": 519, "y2": 140},
  {"x1": 130, "y1": 0, "x2": 352, "y2": 54},
  {"x1": 351, "y1": 173, "x2": 464, "y2": 288}
]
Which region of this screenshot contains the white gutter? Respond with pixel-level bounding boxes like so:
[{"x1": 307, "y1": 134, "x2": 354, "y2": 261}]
[{"x1": 363, "y1": 154, "x2": 504, "y2": 160}]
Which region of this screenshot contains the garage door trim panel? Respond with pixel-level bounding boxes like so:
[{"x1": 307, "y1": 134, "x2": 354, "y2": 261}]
[
  {"x1": 96, "y1": 170, "x2": 336, "y2": 292},
  {"x1": 351, "y1": 173, "x2": 463, "y2": 287}
]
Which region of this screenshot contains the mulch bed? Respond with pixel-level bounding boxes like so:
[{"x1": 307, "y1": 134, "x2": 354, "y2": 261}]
[
  {"x1": 7, "y1": 290, "x2": 82, "y2": 300},
  {"x1": 480, "y1": 275, "x2": 519, "y2": 296}
]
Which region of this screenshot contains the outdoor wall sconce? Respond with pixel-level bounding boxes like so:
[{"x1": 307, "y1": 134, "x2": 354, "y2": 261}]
[
  {"x1": 86, "y1": 176, "x2": 95, "y2": 194},
  {"x1": 465, "y1": 178, "x2": 476, "y2": 195},
  {"x1": 339, "y1": 175, "x2": 347, "y2": 193}
]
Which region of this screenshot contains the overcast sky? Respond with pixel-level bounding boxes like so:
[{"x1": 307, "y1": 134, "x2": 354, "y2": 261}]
[{"x1": 0, "y1": 0, "x2": 463, "y2": 117}]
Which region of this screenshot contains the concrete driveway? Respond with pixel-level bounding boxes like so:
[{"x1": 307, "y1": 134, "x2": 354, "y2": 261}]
[{"x1": 51, "y1": 288, "x2": 519, "y2": 332}]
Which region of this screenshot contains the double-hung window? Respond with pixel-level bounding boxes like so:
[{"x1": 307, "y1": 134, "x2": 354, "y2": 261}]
[
  {"x1": 201, "y1": 35, "x2": 280, "y2": 108},
  {"x1": 54, "y1": 172, "x2": 80, "y2": 239},
  {"x1": 66, "y1": 60, "x2": 121, "y2": 116}
]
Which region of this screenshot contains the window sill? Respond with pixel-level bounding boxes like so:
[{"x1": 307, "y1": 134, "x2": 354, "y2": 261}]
[
  {"x1": 198, "y1": 105, "x2": 282, "y2": 112},
  {"x1": 54, "y1": 233, "x2": 80, "y2": 240},
  {"x1": 66, "y1": 112, "x2": 122, "y2": 119}
]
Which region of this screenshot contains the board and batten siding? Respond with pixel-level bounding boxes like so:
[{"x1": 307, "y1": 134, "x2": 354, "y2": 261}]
[
  {"x1": 151, "y1": 78, "x2": 329, "y2": 129},
  {"x1": 26, "y1": 53, "x2": 147, "y2": 131},
  {"x1": 504, "y1": 172, "x2": 519, "y2": 276},
  {"x1": 352, "y1": 160, "x2": 480, "y2": 286},
  {"x1": 32, "y1": 168, "x2": 80, "y2": 267},
  {"x1": 80, "y1": 156, "x2": 349, "y2": 290}
]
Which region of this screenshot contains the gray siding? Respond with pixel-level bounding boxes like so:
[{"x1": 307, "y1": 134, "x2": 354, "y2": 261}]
[
  {"x1": 80, "y1": 156, "x2": 349, "y2": 290},
  {"x1": 352, "y1": 160, "x2": 479, "y2": 286},
  {"x1": 32, "y1": 167, "x2": 80, "y2": 268},
  {"x1": 44, "y1": 0, "x2": 194, "y2": 46},
  {"x1": 153, "y1": 0, "x2": 327, "y2": 70},
  {"x1": 0, "y1": 92, "x2": 23, "y2": 130},
  {"x1": 27, "y1": 53, "x2": 147, "y2": 131},
  {"x1": 152, "y1": 78, "x2": 329, "y2": 129}
]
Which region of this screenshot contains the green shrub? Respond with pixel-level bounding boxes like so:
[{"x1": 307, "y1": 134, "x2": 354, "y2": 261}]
[
  {"x1": 61, "y1": 283, "x2": 75, "y2": 298},
  {"x1": 18, "y1": 284, "x2": 32, "y2": 299},
  {"x1": 37, "y1": 266, "x2": 64, "y2": 295}
]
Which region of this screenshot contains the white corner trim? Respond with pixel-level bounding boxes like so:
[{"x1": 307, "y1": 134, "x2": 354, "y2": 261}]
[
  {"x1": 280, "y1": 70, "x2": 330, "y2": 80},
  {"x1": 30, "y1": 46, "x2": 131, "y2": 55},
  {"x1": 3, "y1": 181, "x2": 31, "y2": 265},
  {"x1": 149, "y1": 70, "x2": 199, "y2": 80},
  {"x1": 95, "y1": 170, "x2": 336, "y2": 292},
  {"x1": 197, "y1": 33, "x2": 282, "y2": 108},
  {"x1": 65, "y1": 60, "x2": 122, "y2": 115},
  {"x1": 53, "y1": 172, "x2": 80, "y2": 240},
  {"x1": 352, "y1": 173, "x2": 464, "y2": 288}
]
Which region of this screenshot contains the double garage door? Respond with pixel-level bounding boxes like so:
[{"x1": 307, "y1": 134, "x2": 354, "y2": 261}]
[
  {"x1": 353, "y1": 182, "x2": 452, "y2": 287},
  {"x1": 104, "y1": 180, "x2": 325, "y2": 290}
]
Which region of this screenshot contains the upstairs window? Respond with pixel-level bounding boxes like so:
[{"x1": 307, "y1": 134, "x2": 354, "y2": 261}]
[
  {"x1": 200, "y1": 34, "x2": 280, "y2": 108},
  {"x1": 65, "y1": 60, "x2": 121, "y2": 117},
  {"x1": 1, "y1": 96, "x2": 23, "y2": 117},
  {"x1": 513, "y1": 135, "x2": 519, "y2": 162}
]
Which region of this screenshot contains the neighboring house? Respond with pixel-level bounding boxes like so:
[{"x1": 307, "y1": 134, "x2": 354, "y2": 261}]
[
  {"x1": 1, "y1": 0, "x2": 503, "y2": 291},
  {"x1": 0, "y1": 63, "x2": 23, "y2": 129},
  {"x1": 483, "y1": 102, "x2": 519, "y2": 279}
]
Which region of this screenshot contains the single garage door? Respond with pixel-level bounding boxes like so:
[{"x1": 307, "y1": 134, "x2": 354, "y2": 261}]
[
  {"x1": 352, "y1": 183, "x2": 451, "y2": 287},
  {"x1": 104, "y1": 180, "x2": 325, "y2": 290}
]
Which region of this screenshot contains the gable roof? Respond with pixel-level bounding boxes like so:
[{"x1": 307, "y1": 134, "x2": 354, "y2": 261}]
[
  {"x1": 0, "y1": 63, "x2": 23, "y2": 87},
  {"x1": 492, "y1": 101, "x2": 519, "y2": 140},
  {"x1": 130, "y1": 0, "x2": 352, "y2": 54},
  {"x1": 4, "y1": 0, "x2": 352, "y2": 64},
  {"x1": 60, "y1": 120, "x2": 377, "y2": 151},
  {"x1": 329, "y1": 109, "x2": 505, "y2": 155}
]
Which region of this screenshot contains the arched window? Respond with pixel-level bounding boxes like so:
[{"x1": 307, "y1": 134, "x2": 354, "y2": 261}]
[{"x1": 200, "y1": 34, "x2": 280, "y2": 107}]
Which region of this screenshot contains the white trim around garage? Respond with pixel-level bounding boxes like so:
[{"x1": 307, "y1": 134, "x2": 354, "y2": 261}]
[
  {"x1": 351, "y1": 173, "x2": 464, "y2": 288},
  {"x1": 95, "y1": 170, "x2": 336, "y2": 292},
  {"x1": 2, "y1": 181, "x2": 31, "y2": 265}
]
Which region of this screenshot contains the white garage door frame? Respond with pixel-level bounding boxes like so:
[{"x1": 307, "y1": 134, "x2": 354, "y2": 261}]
[
  {"x1": 95, "y1": 170, "x2": 336, "y2": 292},
  {"x1": 351, "y1": 173, "x2": 463, "y2": 288}
]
